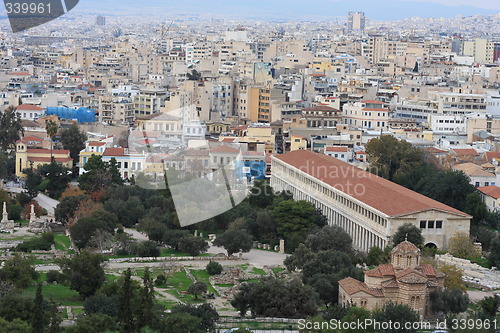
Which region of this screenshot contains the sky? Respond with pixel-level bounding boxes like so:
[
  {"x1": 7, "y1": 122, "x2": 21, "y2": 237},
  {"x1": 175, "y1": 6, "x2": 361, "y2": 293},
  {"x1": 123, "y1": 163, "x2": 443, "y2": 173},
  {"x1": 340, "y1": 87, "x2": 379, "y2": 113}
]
[{"x1": 393, "y1": 0, "x2": 500, "y2": 10}]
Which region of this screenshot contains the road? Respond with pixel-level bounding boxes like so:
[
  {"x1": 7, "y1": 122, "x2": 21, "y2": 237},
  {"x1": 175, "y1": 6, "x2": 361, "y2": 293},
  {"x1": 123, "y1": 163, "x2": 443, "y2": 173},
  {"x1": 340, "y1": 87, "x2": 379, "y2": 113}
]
[{"x1": 4, "y1": 185, "x2": 59, "y2": 215}]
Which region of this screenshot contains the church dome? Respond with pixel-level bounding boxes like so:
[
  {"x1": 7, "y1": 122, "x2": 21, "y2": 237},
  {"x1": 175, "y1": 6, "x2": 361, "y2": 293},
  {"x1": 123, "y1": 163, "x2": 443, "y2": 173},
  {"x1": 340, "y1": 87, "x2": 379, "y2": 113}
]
[{"x1": 392, "y1": 240, "x2": 419, "y2": 254}]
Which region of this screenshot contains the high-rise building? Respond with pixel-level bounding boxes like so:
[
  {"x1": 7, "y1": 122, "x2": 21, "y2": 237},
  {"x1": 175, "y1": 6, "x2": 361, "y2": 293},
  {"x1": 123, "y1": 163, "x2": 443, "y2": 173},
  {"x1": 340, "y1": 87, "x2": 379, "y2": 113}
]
[
  {"x1": 347, "y1": 11, "x2": 365, "y2": 33},
  {"x1": 96, "y1": 16, "x2": 106, "y2": 26}
]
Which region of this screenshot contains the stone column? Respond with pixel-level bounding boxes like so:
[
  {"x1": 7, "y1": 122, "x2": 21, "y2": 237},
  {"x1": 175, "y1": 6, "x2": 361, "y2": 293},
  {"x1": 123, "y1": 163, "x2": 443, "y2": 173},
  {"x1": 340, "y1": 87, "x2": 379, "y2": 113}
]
[
  {"x1": 29, "y1": 204, "x2": 36, "y2": 223},
  {"x1": 279, "y1": 239, "x2": 285, "y2": 254},
  {"x1": 1, "y1": 202, "x2": 7, "y2": 224}
]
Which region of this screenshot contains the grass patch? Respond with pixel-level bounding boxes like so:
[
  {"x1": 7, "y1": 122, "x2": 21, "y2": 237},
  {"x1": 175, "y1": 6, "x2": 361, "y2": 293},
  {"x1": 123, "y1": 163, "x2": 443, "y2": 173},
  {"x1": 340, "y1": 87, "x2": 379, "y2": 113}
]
[
  {"x1": 240, "y1": 278, "x2": 260, "y2": 283},
  {"x1": 250, "y1": 267, "x2": 266, "y2": 275},
  {"x1": 467, "y1": 257, "x2": 491, "y2": 269},
  {"x1": 190, "y1": 269, "x2": 218, "y2": 295},
  {"x1": 167, "y1": 270, "x2": 192, "y2": 292},
  {"x1": 160, "y1": 248, "x2": 192, "y2": 257},
  {"x1": 24, "y1": 283, "x2": 82, "y2": 306},
  {"x1": 54, "y1": 234, "x2": 71, "y2": 251},
  {"x1": 271, "y1": 267, "x2": 284, "y2": 275},
  {"x1": 16, "y1": 219, "x2": 29, "y2": 227}
]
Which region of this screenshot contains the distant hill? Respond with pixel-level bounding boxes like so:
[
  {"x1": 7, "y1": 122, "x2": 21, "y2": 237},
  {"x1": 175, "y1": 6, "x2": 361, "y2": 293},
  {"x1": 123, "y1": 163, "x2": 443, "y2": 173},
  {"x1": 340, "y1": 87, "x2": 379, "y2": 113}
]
[{"x1": 78, "y1": 0, "x2": 498, "y2": 20}]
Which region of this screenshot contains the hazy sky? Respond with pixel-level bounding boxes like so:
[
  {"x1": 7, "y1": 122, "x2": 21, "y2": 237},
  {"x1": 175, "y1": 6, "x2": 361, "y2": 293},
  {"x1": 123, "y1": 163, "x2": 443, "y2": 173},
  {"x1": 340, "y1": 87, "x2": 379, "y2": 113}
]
[{"x1": 395, "y1": 0, "x2": 500, "y2": 10}]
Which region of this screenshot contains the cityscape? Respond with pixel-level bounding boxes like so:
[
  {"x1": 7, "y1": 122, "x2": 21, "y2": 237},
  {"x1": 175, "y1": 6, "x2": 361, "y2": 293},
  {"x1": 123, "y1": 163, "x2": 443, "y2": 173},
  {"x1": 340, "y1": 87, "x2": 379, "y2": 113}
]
[{"x1": 0, "y1": 1, "x2": 500, "y2": 332}]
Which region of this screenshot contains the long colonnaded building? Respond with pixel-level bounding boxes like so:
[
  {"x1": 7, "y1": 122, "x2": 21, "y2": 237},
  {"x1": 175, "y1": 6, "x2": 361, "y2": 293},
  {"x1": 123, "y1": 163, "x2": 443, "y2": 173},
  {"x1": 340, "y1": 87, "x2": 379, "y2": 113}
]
[{"x1": 270, "y1": 150, "x2": 471, "y2": 250}]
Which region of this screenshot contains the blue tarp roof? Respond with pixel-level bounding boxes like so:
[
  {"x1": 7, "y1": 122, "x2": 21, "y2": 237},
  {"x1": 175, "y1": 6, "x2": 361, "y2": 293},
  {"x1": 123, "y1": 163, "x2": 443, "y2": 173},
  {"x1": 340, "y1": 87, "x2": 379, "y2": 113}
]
[{"x1": 46, "y1": 107, "x2": 96, "y2": 123}]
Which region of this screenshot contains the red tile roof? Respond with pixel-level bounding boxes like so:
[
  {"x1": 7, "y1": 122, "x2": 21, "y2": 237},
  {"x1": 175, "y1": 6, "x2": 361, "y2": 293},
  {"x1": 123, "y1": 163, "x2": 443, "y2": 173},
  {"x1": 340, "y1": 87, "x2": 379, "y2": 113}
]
[
  {"x1": 452, "y1": 148, "x2": 479, "y2": 156},
  {"x1": 272, "y1": 150, "x2": 470, "y2": 218},
  {"x1": 365, "y1": 264, "x2": 395, "y2": 277},
  {"x1": 484, "y1": 152, "x2": 500, "y2": 162},
  {"x1": 302, "y1": 105, "x2": 341, "y2": 113},
  {"x1": 339, "y1": 277, "x2": 384, "y2": 297},
  {"x1": 19, "y1": 135, "x2": 43, "y2": 142},
  {"x1": 27, "y1": 148, "x2": 70, "y2": 155},
  {"x1": 103, "y1": 148, "x2": 125, "y2": 156},
  {"x1": 326, "y1": 146, "x2": 349, "y2": 152},
  {"x1": 16, "y1": 104, "x2": 44, "y2": 111},
  {"x1": 478, "y1": 185, "x2": 500, "y2": 199},
  {"x1": 88, "y1": 142, "x2": 106, "y2": 147},
  {"x1": 424, "y1": 147, "x2": 447, "y2": 154}
]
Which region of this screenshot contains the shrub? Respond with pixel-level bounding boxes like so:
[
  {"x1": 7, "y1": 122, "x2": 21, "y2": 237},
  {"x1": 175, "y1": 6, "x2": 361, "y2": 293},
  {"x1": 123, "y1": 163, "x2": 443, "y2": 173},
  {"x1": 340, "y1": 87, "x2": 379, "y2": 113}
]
[
  {"x1": 134, "y1": 240, "x2": 160, "y2": 257},
  {"x1": 206, "y1": 261, "x2": 223, "y2": 276},
  {"x1": 46, "y1": 270, "x2": 64, "y2": 284},
  {"x1": 155, "y1": 274, "x2": 166, "y2": 286},
  {"x1": 16, "y1": 237, "x2": 52, "y2": 252}
]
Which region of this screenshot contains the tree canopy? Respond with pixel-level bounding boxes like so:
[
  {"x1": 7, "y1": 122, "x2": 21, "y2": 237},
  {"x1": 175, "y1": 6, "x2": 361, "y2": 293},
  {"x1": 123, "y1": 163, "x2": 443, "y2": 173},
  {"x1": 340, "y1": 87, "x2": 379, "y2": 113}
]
[{"x1": 0, "y1": 106, "x2": 23, "y2": 152}]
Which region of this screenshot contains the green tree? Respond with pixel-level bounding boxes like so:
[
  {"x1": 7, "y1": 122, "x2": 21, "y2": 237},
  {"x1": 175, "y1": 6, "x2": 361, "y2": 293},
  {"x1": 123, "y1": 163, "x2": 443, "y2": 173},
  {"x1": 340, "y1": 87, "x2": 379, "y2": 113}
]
[
  {"x1": 118, "y1": 269, "x2": 135, "y2": 332},
  {"x1": 448, "y1": 232, "x2": 481, "y2": 259},
  {"x1": 284, "y1": 243, "x2": 313, "y2": 271},
  {"x1": 83, "y1": 294, "x2": 119, "y2": 317},
  {"x1": 0, "y1": 106, "x2": 23, "y2": 152},
  {"x1": 477, "y1": 295, "x2": 500, "y2": 319},
  {"x1": 178, "y1": 235, "x2": 209, "y2": 256},
  {"x1": 305, "y1": 225, "x2": 353, "y2": 254},
  {"x1": 137, "y1": 268, "x2": 155, "y2": 329},
  {"x1": 55, "y1": 195, "x2": 86, "y2": 225},
  {"x1": 438, "y1": 263, "x2": 466, "y2": 291},
  {"x1": 37, "y1": 161, "x2": 71, "y2": 199},
  {"x1": 78, "y1": 155, "x2": 123, "y2": 192},
  {"x1": 134, "y1": 240, "x2": 160, "y2": 257},
  {"x1": 248, "y1": 180, "x2": 275, "y2": 208},
  {"x1": 60, "y1": 123, "x2": 86, "y2": 168},
  {"x1": 342, "y1": 307, "x2": 375, "y2": 333},
  {"x1": 366, "y1": 246, "x2": 391, "y2": 266},
  {"x1": 430, "y1": 288, "x2": 469, "y2": 318},
  {"x1": 45, "y1": 120, "x2": 58, "y2": 160},
  {"x1": 231, "y1": 278, "x2": 318, "y2": 318},
  {"x1": 0, "y1": 317, "x2": 31, "y2": 333},
  {"x1": 392, "y1": 223, "x2": 424, "y2": 247},
  {"x1": 57, "y1": 251, "x2": 105, "y2": 297},
  {"x1": 464, "y1": 192, "x2": 489, "y2": 225},
  {"x1": 489, "y1": 235, "x2": 500, "y2": 268},
  {"x1": 213, "y1": 229, "x2": 253, "y2": 256},
  {"x1": 373, "y1": 302, "x2": 419, "y2": 333},
  {"x1": 365, "y1": 135, "x2": 425, "y2": 181},
  {"x1": 0, "y1": 255, "x2": 38, "y2": 289},
  {"x1": 162, "y1": 230, "x2": 190, "y2": 251},
  {"x1": 69, "y1": 209, "x2": 118, "y2": 249},
  {"x1": 171, "y1": 303, "x2": 219, "y2": 333},
  {"x1": 206, "y1": 261, "x2": 223, "y2": 276},
  {"x1": 188, "y1": 281, "x2": 207, "y2": 299},
  {"x1": 31, "y1": 283, "x2": 45, "y2": 333},
  {"x1": 0, "y1": 152, "x2": 16, "y2": 180},
  {"x1": 164, "y1": 313, "x2": 202, "y2": 333},
  {"x1": 271, "y1": 200, "x2": 326, "y2": 240},
  {"x1": 66, "y1": 314, "x2": 117, "y2": 333}
]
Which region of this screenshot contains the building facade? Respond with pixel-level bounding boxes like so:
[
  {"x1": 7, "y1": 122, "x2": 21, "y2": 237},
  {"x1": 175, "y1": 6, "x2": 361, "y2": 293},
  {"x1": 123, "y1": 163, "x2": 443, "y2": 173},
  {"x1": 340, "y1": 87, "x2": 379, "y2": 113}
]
[{"x1": 270, "y1": 150, "x2": 471, "y2": 250}]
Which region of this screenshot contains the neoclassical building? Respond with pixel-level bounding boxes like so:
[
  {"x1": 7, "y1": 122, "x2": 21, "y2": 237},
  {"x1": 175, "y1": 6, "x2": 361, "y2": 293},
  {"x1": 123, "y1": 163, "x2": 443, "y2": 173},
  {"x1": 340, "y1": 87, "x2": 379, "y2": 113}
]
[
  {"x1": 270, "y1": 150, "x2": 471, "y2": 250},
  {"x1": 339, "y1": 240, "x2": 444, "y2": 318}
]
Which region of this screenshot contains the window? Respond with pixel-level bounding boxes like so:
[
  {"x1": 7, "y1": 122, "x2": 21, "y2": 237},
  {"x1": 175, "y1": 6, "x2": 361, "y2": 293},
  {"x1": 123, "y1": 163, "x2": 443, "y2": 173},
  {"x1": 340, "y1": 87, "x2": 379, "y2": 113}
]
[
  {"x1": 420, "y1": 220, "x2": 426, "y2": 228},
  {"x1": 428, "y1": 221, "x2": 434, "y2": 229},
  {"x1": 124, "y1": 162, "x2": 128, "y2": 169},
  {"x1": 475, "y1": 182, "x2": 480, "y2": 187}
]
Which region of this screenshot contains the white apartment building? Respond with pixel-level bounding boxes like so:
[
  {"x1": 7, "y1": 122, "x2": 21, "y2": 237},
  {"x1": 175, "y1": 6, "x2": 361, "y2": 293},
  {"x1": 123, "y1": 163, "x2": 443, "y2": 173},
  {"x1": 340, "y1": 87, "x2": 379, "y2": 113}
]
[{"x1": 343, "y1": 100, "x2": 390, "y2": 131}]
